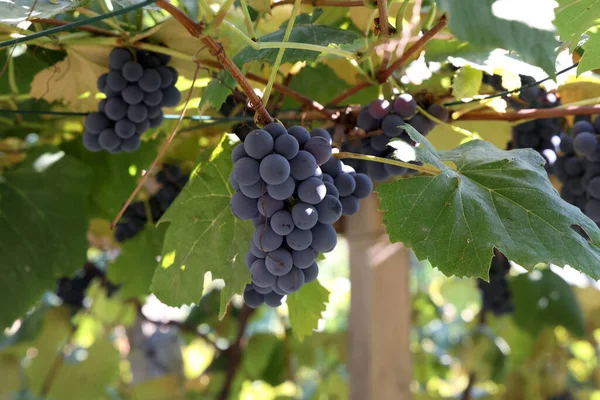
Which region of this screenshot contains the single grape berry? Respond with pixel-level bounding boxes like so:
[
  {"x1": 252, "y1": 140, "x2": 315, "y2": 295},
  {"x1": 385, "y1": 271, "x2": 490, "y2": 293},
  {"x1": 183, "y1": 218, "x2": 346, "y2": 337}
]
[
  {"x1": 122, "y1": 61, "x2": 144, "y2": 82},
  {"x1": 109, "y1": 48, "x2": 132, "y2": 70}
]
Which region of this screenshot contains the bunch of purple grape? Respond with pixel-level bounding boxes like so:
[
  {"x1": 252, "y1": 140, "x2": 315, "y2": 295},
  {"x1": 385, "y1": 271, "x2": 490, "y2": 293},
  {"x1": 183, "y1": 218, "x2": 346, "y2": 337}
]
[
  {"x1": 83, "y1": 47, "x2": 181, "y2": 153},
  {"x1": 554, "y1": 117, "x2": 600, "y2": 221},
  {"x1": 229, "y1": 124, "x2": 373, "y2": 308},
  {"x1": 477, "y1": 251, "x2": 513, "y2": 316},
  {"x1": 507, "y1": 82, "x2": 562, "y2": 173},
  {"x1": 343, "y1": 94, "x2": 448, "y2": 181},
  {"x1": 115, "y1": 164, "x2": 188, "y2": 242}
]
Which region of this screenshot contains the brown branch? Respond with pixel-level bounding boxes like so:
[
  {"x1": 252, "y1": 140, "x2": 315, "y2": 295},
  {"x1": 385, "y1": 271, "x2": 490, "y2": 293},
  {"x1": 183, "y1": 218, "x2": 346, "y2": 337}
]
[
  {"x1": 246, "y1": 72, "x2": 334, "y2": 120},
  {"x1": 328, "y1": 81, "x2": 372, "y2": 106},
  {"x1": 217, "y1": 306, "x2": 255, "y2": 400},
  {"x1": 272, "y1": 0, "x2": 363, "y2": 7},
  {"x1": 30, "y1": 18, "x2": 120, "y2": 36},
  {"x1": 155, "y1": 0, "x2": 273, "y2": 125},
  {"x1": 456, "y1": 105, "x2": 600, "y2": 122},
  {"x1": 377, "y1": 0, "x2": 390, "y2": 37},
  {"x1": 330, "y1": 14, "x2": 447, "y2": 106},
  {"x1": 462, "y1": 373, "x2": 475, "y2": 400},
  {"x1": 111, "y1": 64, "x2": 200, "y2": 229},
  {"x1": 377, "y1": 0, "x2": 421, "y2": 75},
  {"x1": 377, "y1": 13, "x2": 447, "y2": 82}
]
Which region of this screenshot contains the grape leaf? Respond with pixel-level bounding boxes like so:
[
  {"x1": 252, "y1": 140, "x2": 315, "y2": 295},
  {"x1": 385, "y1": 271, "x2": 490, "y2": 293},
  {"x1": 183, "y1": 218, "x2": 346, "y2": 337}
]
[
  {"x1": 109, "y1": 225, "x2": 167, "y2": 298},
  {"x1": 555, "y1": 0, "x2": 600, "y2": 51},
  {"x1": 287, "y1": 280, "x2": 330, "y2": 341},
  {"x1": 378, "y1": 126, "x2": 600, "y2": 280},
  {"x1": 452, "y1": 65, "x2": 482, "y2": 100},
  {"x1": 578, "y1": 30, "x2": 600, "y2": 74},
  {"x1": 234, "y1": 25, "x2": 362, "y2": 66},
  {"x1": 511, "y1": 269, "x2": 585, "y2": 337},
  {"x1": 151, "y1": 134, "x2": 253, "y2": 318},
  {"x1": 62, "y1": 138, "x2": 157, "y2": 218},
  {"x1": 0, "y1": 149, "x2": 92, "y2": 330},
  {"x1": 30, "y1": 46, "x2": 110, "y2": 112},
  {"x1": 0, "y1": 0, "x2": 87, "y2": 24},
  {"x1": 435, "y1": 0, "x2": 559, "y2": 77}
]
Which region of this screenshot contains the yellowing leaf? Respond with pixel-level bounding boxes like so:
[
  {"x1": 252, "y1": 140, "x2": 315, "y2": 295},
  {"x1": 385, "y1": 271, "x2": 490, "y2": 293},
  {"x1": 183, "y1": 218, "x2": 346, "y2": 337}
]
[
  {"x1": 452, "y1": 65, "x2": 483, "y2": 100},
  {"x1": 30, "y1": 46, "x2": 110, "y2": 112},
  {"x1": 287, "y1": 280, "x2": 330, "y2": 341}
]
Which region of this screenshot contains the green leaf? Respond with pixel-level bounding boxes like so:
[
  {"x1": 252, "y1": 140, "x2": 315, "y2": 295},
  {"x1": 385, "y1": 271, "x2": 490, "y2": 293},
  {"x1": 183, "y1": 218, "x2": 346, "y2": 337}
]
[
  {"x1": 555, "y1": 0, "x2": 600, "y2": 50},
  {"x1": 199, "y1": 76, "x2": 234, "y2": 115},
  {"x1": 28, "y1": 338, "x2": 120, "y2": 400},
  {"x1": 108, "y1": 225, "x2": 167, "y2": 298},
  {"x1": 0, "y1": 0, "x2": 87, "y2": 24},
  {"x1": 62, "y1": 138, "x2": 157, "y2": 218},
  {"x1": 247, "y1": 0, "x2": 270, "y2": 13},
  {"x1": 234, "y1": 25, "x2": 362, "y2": 66},
  {"x1": 511, "y1": 269, "x2": 585, "y2": 337},
  {"x1": 435, "y1": 0, "x2": 559, "y2": 76},
  {"x1": 378, "y1": 126, "x2": 600, "y2": 280},
  {"x1": 0, "y1": 48, "x2": 65, "y2": 94},
  {"x1": 281, "y1": 63, "x2": 378, "y2": 109},
  {"x1": 151, "y1": 134, "x2": 253, "y2": 318},
  {"x1": 578, "y1": 30, "x2": 600, "y2": 74},
  {"x1": 242, "y1": 334, "x2": 282, "y2": 380},
  {"x1": 452, "y1": 65, "x2": 482, "y2": 100},
  {"x1": 287, "y1": 280, "x2": 329, "y2": 341},
  {"x1": 0, "y1": 150, "x2": 92, "y2": 330}
]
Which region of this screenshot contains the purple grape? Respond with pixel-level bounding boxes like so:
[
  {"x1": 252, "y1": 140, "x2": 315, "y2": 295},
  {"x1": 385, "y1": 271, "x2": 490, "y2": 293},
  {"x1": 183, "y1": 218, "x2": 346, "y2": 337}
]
[
  {"x1": 274, "y1": 134, "x2": 299, "y2": 160},
  {"x1": 290, "y1": 151, "x2": 318, "y2": 181},
  {"x1": 303, "y1": 136, "x2": 332, "y2": 165},
  {"x1": 368, "y1": 99, "x2": 391, "y2": 120},
  {"x1": 245, "y1": 129, "x2": 274, "y2": 159},
  {"x1": 393, "y1": 94, "x2": 417, "y2": 118},
  {"x1": 265, "y1": 248, "x2": 293, "y2": 276},
  {"x1": 230, "y1": 191, "x2": 258, "y2": 220},
  {"x1": 302, "y1": 262, "x2": 319, "y2": 283},
  {"x1": 257, "y1": 194, "x2": 284, "y2": 218},
  {"x1": 264, "y1": 122, "x2": 288, "y2": 139},
  {"x1": 310, "y1": 223, "x2": 337, "y2": 253},
  {"x1": 270, "y1": 210, "x2": 294, "y2": 235},
  {"x1": 288, "y1": 126, "x2": 311, "y2": 146},
  {"x1": 83, "y1": 131, "x2": 102, "y2": 152},
  {"x1": 122, "y1": 61, "x2": 144, "y2": 82},
  {"x1": 260, "y1": 154, "x2": 291, "y2": 185}
]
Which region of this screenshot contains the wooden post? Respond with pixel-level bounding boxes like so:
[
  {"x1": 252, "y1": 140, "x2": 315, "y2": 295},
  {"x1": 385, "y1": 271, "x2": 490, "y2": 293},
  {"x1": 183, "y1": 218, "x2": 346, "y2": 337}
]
[{"x1": 347, "y1": 194, "x2": 412, "y2": 400}]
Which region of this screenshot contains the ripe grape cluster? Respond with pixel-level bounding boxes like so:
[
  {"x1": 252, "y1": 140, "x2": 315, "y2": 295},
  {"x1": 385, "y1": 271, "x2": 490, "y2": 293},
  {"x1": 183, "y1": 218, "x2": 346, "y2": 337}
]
[
  {"x1": 229, "y1": 124, "x2": 373, "y2": 308},
  {"x1": 554, "y1": 117, "x2": 600, "y2": 220},
  {"x1": 343, "y1": 95, "x2": 448, "y2": 181},
  {"x1": 56, "y1": 263, "x2": 118, "y2": 308},
  {"x1": 508, "y1": 83, "x2": 562, "y2": 172},
  {"x1": 83, "y1": 47, "x2": 181, "y2": 153},
  {"x1": 477, "y1": 252, "x2": 513, "y2": 316},
  {"x1": 115, "y1": 164, "x2": 189, "y2": 242},
  {"x1": 56, "y1": 164, "x2": 187, "y2": 308}
]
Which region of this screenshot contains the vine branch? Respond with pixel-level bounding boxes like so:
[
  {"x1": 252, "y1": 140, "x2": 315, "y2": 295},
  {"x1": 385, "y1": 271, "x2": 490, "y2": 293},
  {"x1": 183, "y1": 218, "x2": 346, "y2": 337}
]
[
  {"x1": 29, "y1": 18, "x2": 120, "y2": 37},
  {"x1": 456, "y1": 105, "x2": 600, "y2": 122},
  {"x1": 155, "y1": 0, "x2": 273, "y2": 124},
  {"x1": 377, "y1": 0, "x2": 390, "y2": 37},
  {"x1": 271, "y1": 0, "x2": 363, "y2": 7},
  {"x1": 330, "y1": 14, "x2": 447, "y2": 106},
  {"x1": 217, "y1": 306, "x2": 255, "y2": 400}
]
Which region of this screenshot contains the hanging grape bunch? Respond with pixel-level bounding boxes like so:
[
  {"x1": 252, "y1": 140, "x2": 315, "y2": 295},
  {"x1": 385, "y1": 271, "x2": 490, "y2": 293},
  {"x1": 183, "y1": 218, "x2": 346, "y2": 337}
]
[
  {"x1": 229, "y1": 124, "x2": 373, "y2": 308},
  {"x1": 554, "y1": 117, "x2": 600, "y2": 221},
  {"x1": 115, "y1": 164, "x2": 189, "y2": 242},
  {"x1": 82, "y1": 47, "x2": 181, "y2": 153},
  {"x1": 508, "y1": 77, "x2": 562, "y2": 172},
  {"x1": 343, "y1": 94, "x2": 449, "y2": 181},
  {"x1": 477, "y1": 251, "x2": 513, "y2": 316}
]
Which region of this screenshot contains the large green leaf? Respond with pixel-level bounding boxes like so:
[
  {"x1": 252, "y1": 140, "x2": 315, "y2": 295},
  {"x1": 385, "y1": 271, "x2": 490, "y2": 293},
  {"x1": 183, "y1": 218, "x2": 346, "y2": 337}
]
[
  {"x1": 151, "y1": 134, "x2": 253, "y2": 318},
  {"x1": 234, "y1": 25, "x2": 362, "y2": 66},
  {"x1": 287, "y1": 280, "x2": 330, "y2": 341},
  {"x1": 378, "y1": 127, "x2": 600, "y2": 280},
  {"x1": 555, "y1": 0, "x2": 600, "y2": 51},
  {"x1": 108, "y1": 225, "x2": 167, "y2": 298},
  {"x1": 578, "y1": 30, "x2": 600, "y2": 74},
  {"x1": 62, "y1": 138, "x2": 157, "y2": 218},
  {"x1": 511, "y1": 269, "x2": 585, "y2": 337},
  {"x1": 0, "y1": 149, "x2": 92, "y2": 330},
  {"x1": 435, "y1": 0, "x2": 559, "y2": 76},
  {"x1": 0, "y1": 0, "x2": 87, "y2": 24}
]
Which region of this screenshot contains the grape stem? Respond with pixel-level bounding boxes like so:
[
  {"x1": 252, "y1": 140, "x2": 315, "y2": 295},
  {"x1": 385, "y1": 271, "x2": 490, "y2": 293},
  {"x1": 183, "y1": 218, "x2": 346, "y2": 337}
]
[
  {"x1": 238, "y1": 0, "x2": 257, "y2": 40},
  {"x1": 111, "y1": 64, "x2": 201, "y2": 229},
  {"x1": 262, "y1": 0, "x2": 303, "y2": 106},
  {"x1": 334, "y1": 152, "x2": 440, "y2": 175},
  {"x1": 155, "y1": 0, "x2": 274, "y2": 124}
]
